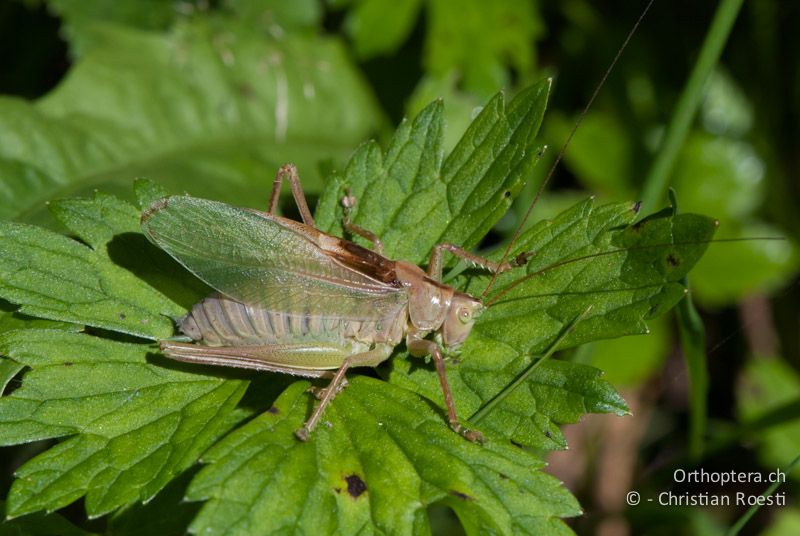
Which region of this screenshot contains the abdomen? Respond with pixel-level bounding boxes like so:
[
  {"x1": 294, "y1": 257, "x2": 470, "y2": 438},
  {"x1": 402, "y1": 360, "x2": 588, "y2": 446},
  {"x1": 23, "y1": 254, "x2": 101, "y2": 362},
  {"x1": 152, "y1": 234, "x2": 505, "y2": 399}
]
[{"x1": 179, "y1": 293, "x2": 404, "y2": 347}]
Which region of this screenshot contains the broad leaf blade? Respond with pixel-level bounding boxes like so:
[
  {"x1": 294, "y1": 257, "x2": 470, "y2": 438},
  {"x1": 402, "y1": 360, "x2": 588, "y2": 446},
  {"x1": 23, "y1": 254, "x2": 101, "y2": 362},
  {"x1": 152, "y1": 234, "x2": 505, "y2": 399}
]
[
  {"x1": 48, "y1": 0, "x2": 322, "y2": 56},
  {"x1": 389, "y1": 200, "x2": 716, "y2": 448},
  {"x1": 344, "y1": 0, "x2": 422, "y2": 58},
  {"x1": 0, "y1": 18, "x2": 382, "y2": 224},
  {"x1": 0, "y1": 357, "x2": 23, "y2": 395},
  {"x1": 475, "y1": 202, "x2": 718, "y2": 347},
  {"x1": 186, "y1": 378, "x2": 579, "y2": 535},
  {"x1": 438, "y1": 82, "x2": 549, "y2": 249},
  {"x1": 390, "y1": 358, "x2": 626, "y2": 451},
  {"x1": 315, "y1": 80, "x2": 549, "y2": 265},
  {"x1": 0, "y1": 329, "x2": 247, "y2": 518},
  {"x1": 0, "y1": 499, "x2": 95, "y2": 536},
  {"x1": 108, "y1": 470, "x2": 202, "y2": 536},
  {"x1": 0, "y1": 221, "x2": 177, "y2": 339},
  {"x1": 0, "y1": 191, "x2": 192, "y2": 339},
  {"x1": 342, "y1": 0, "x2": 543, "y2": 95},
  {"x1": 0, "y1": 79, "x2": 720, "y2": 535}
]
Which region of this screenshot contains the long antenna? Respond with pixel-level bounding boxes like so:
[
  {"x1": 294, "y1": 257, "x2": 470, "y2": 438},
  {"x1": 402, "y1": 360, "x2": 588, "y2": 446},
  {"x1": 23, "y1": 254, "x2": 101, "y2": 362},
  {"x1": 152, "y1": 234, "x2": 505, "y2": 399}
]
[{"x1": 481, "y1": 0, "x2": 657, "y2": 299}]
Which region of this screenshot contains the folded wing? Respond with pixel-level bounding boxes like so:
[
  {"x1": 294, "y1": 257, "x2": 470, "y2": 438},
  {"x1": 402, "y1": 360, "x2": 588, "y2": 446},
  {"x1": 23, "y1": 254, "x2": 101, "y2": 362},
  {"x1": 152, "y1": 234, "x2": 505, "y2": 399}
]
[{"x1": 141, "y1": 196, "x2": 407, "y2": 321}]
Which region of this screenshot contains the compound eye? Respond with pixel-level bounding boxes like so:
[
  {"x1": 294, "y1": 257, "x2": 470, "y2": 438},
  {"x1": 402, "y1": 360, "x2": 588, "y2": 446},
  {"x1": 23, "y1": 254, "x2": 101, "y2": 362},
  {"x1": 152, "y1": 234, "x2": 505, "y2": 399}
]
[{"x1": 458, "y1": 307, "x2": 472, "y2": 324}]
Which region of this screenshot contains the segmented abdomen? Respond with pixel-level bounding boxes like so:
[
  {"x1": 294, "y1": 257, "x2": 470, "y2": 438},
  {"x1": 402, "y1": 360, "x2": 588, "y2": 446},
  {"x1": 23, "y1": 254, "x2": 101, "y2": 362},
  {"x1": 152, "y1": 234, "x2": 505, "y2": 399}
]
[{"x1": 180, "y1": 293, "x2": 404, "y2": 347}]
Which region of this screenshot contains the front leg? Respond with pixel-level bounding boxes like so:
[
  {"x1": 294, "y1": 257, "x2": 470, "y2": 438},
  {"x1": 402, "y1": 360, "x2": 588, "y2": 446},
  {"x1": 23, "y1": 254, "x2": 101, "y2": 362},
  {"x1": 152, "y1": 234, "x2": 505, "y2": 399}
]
[
  {"x1": 427, "y1": 243, "x2": 533, "y2": 281},
  {"x1": 295, "y1": 359, "x2": 351, "y2": 441},
  {"x1": 295, "y1": 344, "x2": 393, "y2": 441},
  {"x1": 406, "y1": 334, "x2": 484, "y2": 443}
]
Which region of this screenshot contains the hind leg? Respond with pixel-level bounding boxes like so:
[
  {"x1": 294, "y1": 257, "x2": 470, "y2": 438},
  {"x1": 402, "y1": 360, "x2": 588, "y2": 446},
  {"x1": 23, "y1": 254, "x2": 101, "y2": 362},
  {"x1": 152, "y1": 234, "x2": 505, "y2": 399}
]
[
  {"x1": 295, "y1": 344, "x2": 392, "y2": 440},
  {"x1": 268, "y1": 163, "x2": 316, "y2": 226}
]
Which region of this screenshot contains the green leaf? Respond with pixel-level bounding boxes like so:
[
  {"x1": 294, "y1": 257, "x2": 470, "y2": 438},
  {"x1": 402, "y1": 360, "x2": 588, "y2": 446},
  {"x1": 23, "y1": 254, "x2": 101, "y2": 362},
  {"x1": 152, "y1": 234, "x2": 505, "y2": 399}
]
[
  {"x1": 46, "y1": 0, "x2": 322, "y2": 56},
  {"x1": 133, "y1": 177, "x2": 169, "y2": 210},
  {"x1": 688, "y1": 222, "x2": 799, "y2": 306},
  {"x1": 0, "y1": 297, "x2": 82, "y2": 346},
  {"x1": 0, "y1": 357, "x2": 23, "y2": 395},
  {"x1": 672, "y1": 132, "x2": 765, "y2": 221},
  {"x1": 476, "y1": 202, "x2": 717, "y2": 347},
  {"x1": 224, "y1": 0, "x2": 322, "y2": 31},
  {"x1": 668, "y1": 131, "x2": 799, "y2": 305},
  {"x1": 45, "y1": 0, "x2": 179, "y2": 56},
  {"x1": 389, "y1": 199, "x2": 716, "y2": 448},
  {"x1": 738, "y1": 356, "x2": 800, "y2": 480},
  {"x1": 389, "y1": 357, "x2": 626, "y2": 451},
  {"x1": 0, "y1": 84, "x2": 718, "y2": 533},
  {"x1": 186, "y1": 378, "x2": 579, "y2": 535},
  {"x1": 0, "y1": 17, "x2": 382, "y2": 224},
  {"x1": 545, "y1": 111, "x2": 634, "y2": 198},
  {"x1": 426, "y1": 0, "x2": 543, "y2": 94},
  {"x1": 341, "y1": 0, "x2": 544, "y2": 94},
  {"x1": 319, "y1": 84, "x2": 714, "y2": 451},
  {"x1": 0, "y1": 499, "x2": 95, "y2": 536},
  {"x1": 583, "y1": 317, "x2": 670, "y2": 387},
  {"x1": 108, "y1": 470, "x2": 202, "y2": 536},
  {"x1": 406, "y1": 74, "x2": 486, "y2": 153},
  {"x1": 46, "y1": 0, "x2": 323, "y2": 57},
  {"x1": 344, "y1": 0, "x2": 423, "y2": 58},
  {"x1": 316, "y1": 80, "x2": 550, "y2": 264},
  {"x1": 0, "y1": 329, "x2": 248, "y2": 518},
  {"x1": 50, "y1": 190, "x2": 210, "y2": 311},
  {"x1": 660, "y1": 118, "x2": 798, "y2": 305},
  {"x1": 0, "y1": 193, "x2": 186, "y2": 340}
]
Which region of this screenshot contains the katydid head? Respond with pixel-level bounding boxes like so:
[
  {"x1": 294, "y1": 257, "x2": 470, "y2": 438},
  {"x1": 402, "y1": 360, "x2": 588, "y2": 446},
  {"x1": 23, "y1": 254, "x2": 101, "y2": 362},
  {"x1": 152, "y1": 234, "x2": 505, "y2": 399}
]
[{"x1": 441, "y1": 292, "x2": 484, "y2": 349}]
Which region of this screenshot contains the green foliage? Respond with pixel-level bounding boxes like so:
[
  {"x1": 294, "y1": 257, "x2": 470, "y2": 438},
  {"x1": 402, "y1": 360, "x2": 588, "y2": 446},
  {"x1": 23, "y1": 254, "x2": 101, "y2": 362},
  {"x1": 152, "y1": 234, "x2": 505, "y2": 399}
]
[
  {"x1": 0, "y1": 359, "x2": 24, "y2": 395},
  {"x1": 554, "y1": 69, "x2": 799, "y2": 308},
  {"x1": 186, "y1": 379, "x2": 579, "y2": 535},
  {"x1": 316, "y1": 80, "x2": 550, "y2": 264},
  {"x1": 106, "y1": 470, "x2": 202, "y2": 536},
  {"x1": 389, "y1": 200, "x2": 716, "y2": 448},
  {"x1": 738, "y1": 357, "x2": 800, "y2": 480},
  {"x1": 0, "y1": 500, "x2": 93, "y2": 536},
  {"x1": 582, "y1": 318, "x2": 669, "y2": 387},
  {"x1": 338, "y1": 0, "x2": 543, "y2": 94},
  {"x1": 1, "y1": 1, "x2": 798, "y2": 534},
  {"x1": 0, "y1": 10, "x2": 382, "y2": 225},
  {"x1": 44, "y1": 0, "x2": 323, "y2": 56},
  {"x1": 546, "y1": 111, "x2": 634, "y2": 199},
  {"x1": 0, "y1": 329, "x2": 247, "y2": 518},
  {"x1": 0, "y1": 195, "x2": 183, "y2": 339},
  {"x1": 0, "y1": 70, "x2": 714, "y2": 534},
  {"x1": 0, "y1": 78, "x2": 716, "y2": 532}
]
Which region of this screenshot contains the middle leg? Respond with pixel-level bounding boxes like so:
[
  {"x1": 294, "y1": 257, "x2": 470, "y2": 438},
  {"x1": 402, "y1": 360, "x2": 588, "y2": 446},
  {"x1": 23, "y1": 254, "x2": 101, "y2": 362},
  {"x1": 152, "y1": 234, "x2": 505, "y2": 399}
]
[
  {"x1": 340, "y1": 190, "x2": 384, "y2": 254},
  {"x1": 295, "y1": 344, "x2": 393, "y2": 440}
]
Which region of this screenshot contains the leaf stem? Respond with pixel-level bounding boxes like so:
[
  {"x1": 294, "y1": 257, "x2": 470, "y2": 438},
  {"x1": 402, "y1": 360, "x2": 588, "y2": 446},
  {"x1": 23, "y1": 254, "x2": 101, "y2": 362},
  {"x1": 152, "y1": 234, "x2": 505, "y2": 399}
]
[
  {"x1": 671, "y1": 188, "x2": 708, "y2": 461},
  {"x1": 677, "y1": 284, "x2": 708, "y2": 461},
  {"x1": 639, "y1": 0, "x2": 745, "y2": 214},
  {"x1": 470, "y1": 305, "x2": 593, "y2": 424}
]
